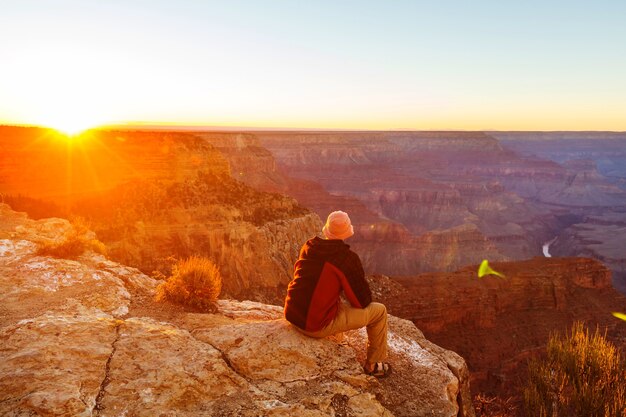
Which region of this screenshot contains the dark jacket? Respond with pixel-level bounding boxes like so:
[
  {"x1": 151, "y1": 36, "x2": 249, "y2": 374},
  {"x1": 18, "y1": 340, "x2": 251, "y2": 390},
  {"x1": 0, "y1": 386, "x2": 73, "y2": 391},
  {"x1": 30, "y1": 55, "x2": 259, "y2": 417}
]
[{"x1": 284, "y1": 236, "x2": 372, "y2": 331}]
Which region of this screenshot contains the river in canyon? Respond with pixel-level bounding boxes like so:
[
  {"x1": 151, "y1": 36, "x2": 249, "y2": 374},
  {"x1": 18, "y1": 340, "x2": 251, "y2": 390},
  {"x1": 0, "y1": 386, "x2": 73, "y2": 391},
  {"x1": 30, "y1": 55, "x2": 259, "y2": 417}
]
[{"x1": 542, "y1": 236, "x2": 558, "y2": 257}]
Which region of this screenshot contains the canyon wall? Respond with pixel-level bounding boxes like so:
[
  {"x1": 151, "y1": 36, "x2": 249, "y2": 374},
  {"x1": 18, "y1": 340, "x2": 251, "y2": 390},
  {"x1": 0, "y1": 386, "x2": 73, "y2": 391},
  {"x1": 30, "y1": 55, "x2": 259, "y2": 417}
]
[
  {"x1": 494, "y1": 131, "x2": 626, "y2": 295},
  {"x1": 551, "y1": 214, "x2": 626, "y2": 294},
  {"x1": 249, "y1": 131, "x2": 626, "y2": 287},
  {"x1": 255, "y1": 131, "x2": 569, "y2": 275},
  {"x1": 376, "y1": 257, "x2": 626, "y2": 395},
  {"x1": 495, "y1": 131, "x2": 626, "y2": 186},
  {"x1": 195, "y1": 131, "x2": 289, "y2": 193}
]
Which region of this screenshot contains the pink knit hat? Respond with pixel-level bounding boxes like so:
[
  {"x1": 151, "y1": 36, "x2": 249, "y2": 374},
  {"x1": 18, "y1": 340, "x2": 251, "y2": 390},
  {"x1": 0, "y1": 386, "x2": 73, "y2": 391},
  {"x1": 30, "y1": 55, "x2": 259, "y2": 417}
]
[{"x1": 322, "y1": 211, "x2": 354, "y2": 240}]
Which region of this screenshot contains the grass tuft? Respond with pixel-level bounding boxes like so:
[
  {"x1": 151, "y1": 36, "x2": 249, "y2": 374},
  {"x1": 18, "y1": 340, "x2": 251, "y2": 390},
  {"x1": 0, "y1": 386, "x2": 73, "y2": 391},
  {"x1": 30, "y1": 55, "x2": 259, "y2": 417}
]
[
  {"x1": 523, "y1": 321, "x2": 626, "y2": 417},
  {"x1": 155, "y1": 256, "x2": 222, "y2": 311}
]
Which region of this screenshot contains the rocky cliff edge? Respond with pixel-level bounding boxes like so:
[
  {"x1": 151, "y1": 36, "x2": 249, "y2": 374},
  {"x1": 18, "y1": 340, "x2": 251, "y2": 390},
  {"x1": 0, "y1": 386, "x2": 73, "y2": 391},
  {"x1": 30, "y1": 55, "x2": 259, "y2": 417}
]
[{"x1": 0, "y1": 204, "x2": 473, "y2": 417}]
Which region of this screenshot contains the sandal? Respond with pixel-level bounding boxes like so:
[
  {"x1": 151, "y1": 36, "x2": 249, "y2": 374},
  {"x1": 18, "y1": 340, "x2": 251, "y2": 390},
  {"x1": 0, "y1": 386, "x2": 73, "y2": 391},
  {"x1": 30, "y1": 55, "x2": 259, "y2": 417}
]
[{"x1": 365, "y1": 362, "x2": 392, "y2": 378}]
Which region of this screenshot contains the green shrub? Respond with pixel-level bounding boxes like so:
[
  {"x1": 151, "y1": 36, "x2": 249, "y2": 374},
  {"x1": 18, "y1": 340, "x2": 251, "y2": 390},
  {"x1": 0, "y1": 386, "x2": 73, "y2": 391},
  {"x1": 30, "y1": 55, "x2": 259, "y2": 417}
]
[
  {"x1": 523, "y1": 321, "x2": 626, "y2": 417},
  {"x1": 155, "y1": 256, "x2": 222, "y2": 310},
  {"x1": 36, "y1": 217, "x2": 107, "y2": 259}
]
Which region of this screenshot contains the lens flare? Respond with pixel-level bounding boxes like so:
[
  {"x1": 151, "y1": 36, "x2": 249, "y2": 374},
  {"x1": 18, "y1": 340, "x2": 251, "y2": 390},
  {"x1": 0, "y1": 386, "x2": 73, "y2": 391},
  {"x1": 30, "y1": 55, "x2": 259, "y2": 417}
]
[
  {"x1": 612, "y1": 312, "x2": 626, "y2": 321},
  {"x1": 478, "y1": 259, "x2": 506, "y2": 278}
]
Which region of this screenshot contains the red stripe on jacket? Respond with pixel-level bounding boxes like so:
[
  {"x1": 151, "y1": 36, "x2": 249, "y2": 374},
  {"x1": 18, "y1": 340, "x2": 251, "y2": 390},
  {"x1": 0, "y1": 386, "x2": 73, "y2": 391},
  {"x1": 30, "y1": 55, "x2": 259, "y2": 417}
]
[{"x1": 303, "y1": 262, "x2": 367, "y2": 331}]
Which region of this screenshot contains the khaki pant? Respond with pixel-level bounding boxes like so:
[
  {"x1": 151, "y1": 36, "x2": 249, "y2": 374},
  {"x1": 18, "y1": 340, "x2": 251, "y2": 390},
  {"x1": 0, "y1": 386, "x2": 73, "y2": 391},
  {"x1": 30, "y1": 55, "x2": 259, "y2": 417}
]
[{"x1": 297, "y1": 302, "x2": 388, "y2": 365}]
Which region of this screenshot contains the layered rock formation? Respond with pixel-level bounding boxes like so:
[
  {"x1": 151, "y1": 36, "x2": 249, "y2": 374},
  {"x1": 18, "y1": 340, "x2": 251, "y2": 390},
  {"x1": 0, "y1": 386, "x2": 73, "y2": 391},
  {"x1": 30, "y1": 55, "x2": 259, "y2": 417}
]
[
  {"x1": 495, "y1": 131, "x2": 626, "y2": 295},
  {"x1": 0, "y1": 205, "x2": 474, "y2": 417},
  {"x1": 255, "y1": 131, "x2": 564, "y2": 275},
  {"x1": 495, "y1": 131, "x2": 626, "y2": 187},
  {"x1": 0, "y1": 126, "x2": 320, "y2": 302},
  {"x1": 551, "y1": 214, "x2": 626, "y2": 294},
  {"x1": 196, "y1": 132, "x2": 289, "y2": 193},
  {"x1": 377, "y1": 258, "x2": 626, "y2": 395},
  {"x1": 247, "y1": 130, "x2": 626, "y2": 288}
]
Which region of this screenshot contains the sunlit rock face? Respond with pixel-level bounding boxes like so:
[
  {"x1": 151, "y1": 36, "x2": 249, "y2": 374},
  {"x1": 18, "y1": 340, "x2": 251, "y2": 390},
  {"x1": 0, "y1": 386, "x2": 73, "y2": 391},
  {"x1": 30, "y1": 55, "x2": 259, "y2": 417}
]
[
  {"x1": 0, "y1": 126, "x2": 321, "y2": 303},
  {"x1": 0, "y1": 126, "x2": 231, "y2": 201},
  {"x1": 197, "y1": 132, "x2": 289, "y2": 193},
  {"x1": 377, "y1": 258, "x2": 626, "y2": 395},
  {"x1": 95, "y1": 207, "x2": 321, "y2": 302},
  {"x1": 0, "y1": 206, "x2": 474, "y2": 417}
]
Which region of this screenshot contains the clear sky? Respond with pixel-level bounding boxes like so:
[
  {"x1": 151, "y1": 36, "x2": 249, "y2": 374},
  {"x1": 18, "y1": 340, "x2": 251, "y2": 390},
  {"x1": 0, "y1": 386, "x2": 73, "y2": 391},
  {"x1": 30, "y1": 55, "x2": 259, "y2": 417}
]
[{"x1": 1, "y1": 0, "x2": 625, "y2": 131}]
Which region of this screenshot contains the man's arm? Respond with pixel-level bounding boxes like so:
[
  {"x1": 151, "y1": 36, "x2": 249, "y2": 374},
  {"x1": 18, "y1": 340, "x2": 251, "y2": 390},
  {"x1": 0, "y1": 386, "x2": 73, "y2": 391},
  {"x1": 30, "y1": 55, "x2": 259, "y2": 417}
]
[{"x1": 337, "y1": 251, "x2": 372, "y2": 308}]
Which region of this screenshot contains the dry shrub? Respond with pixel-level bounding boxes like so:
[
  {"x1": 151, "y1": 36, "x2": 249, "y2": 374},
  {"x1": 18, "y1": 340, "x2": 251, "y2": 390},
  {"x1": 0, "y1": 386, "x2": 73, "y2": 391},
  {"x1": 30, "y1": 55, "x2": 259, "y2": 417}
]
[
  {"x1": 155, "y1": 256, "x2": 222, "y2": 310},
  {"x1": 523, "y1": 321, "x2": 626, "y2": 417},
  {"x1": 474, "y1": 394, "x2": 517, "y2": 417},
  {"x1": 37, "y1": 217, "x2": 107, "y2": 259}
]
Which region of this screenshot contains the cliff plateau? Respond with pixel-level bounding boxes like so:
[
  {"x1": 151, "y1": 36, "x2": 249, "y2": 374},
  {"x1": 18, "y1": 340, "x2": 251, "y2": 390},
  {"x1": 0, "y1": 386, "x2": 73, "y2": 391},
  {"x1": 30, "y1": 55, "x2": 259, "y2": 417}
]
[{"x1": 0, "y1": 205, "x2": 474, "y2": 417}]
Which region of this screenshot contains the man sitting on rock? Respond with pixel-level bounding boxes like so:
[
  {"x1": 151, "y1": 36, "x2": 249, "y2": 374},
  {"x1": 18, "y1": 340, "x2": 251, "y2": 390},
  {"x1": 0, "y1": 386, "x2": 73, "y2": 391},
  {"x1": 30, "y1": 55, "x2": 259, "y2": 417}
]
[{"x1": 284, "y1": 210, "x2": 391, "y2": 378}]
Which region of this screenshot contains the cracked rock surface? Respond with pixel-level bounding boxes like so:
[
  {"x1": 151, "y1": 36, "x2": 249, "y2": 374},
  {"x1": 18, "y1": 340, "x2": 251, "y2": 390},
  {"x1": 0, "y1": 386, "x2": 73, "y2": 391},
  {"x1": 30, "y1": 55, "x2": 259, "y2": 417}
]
[{"x1": 0, "y1": 204, "x2": 474, "y2": 417}]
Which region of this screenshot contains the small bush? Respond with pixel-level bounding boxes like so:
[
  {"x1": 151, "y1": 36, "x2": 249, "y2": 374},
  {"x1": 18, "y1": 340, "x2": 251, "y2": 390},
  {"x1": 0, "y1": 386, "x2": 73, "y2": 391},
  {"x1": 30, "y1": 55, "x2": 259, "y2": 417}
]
[
  {"x1": 37, "y1": 217, "x2": 107, "y2": 259},
  {"x1": 155, "y1": 256, "x2": 222, "y2": 310},
  {"x1": 523, "y1": 321, "x2": 626, "y2": 417}
]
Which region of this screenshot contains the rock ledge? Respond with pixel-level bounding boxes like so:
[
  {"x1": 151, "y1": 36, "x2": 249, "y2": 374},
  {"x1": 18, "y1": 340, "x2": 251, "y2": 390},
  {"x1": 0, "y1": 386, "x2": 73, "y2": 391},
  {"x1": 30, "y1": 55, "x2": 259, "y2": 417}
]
[{"x1": 0, "y1": 205, "x2": 473, "y2": 417}]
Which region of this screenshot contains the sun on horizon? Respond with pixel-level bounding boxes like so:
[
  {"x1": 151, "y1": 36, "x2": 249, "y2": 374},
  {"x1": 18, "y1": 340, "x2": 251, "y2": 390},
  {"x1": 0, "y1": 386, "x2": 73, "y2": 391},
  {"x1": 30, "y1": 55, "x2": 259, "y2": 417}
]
[
  {"x1": 49, "y1": 121, "x2": 97, "y2": 137},
  {"x1": 36, "y1": 107, "x2": 109, "y2": 136}
]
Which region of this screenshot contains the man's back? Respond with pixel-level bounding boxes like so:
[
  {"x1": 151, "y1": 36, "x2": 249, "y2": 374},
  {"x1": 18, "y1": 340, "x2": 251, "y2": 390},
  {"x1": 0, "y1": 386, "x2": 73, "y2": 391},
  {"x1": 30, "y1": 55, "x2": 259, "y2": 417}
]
[{"x1": 284, "y1": 236, "x2": 372, "y2": 332}]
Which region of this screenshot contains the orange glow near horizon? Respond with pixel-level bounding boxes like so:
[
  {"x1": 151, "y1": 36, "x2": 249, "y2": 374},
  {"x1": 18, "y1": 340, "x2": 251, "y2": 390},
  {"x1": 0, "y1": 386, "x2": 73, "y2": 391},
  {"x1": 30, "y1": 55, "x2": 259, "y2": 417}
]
[
  {"x1": 2, "y1": 2, "x2": 626, "y2": 132},
  {"x1": 4, "y1": 111, "x2": 626, "y2": 133}
]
